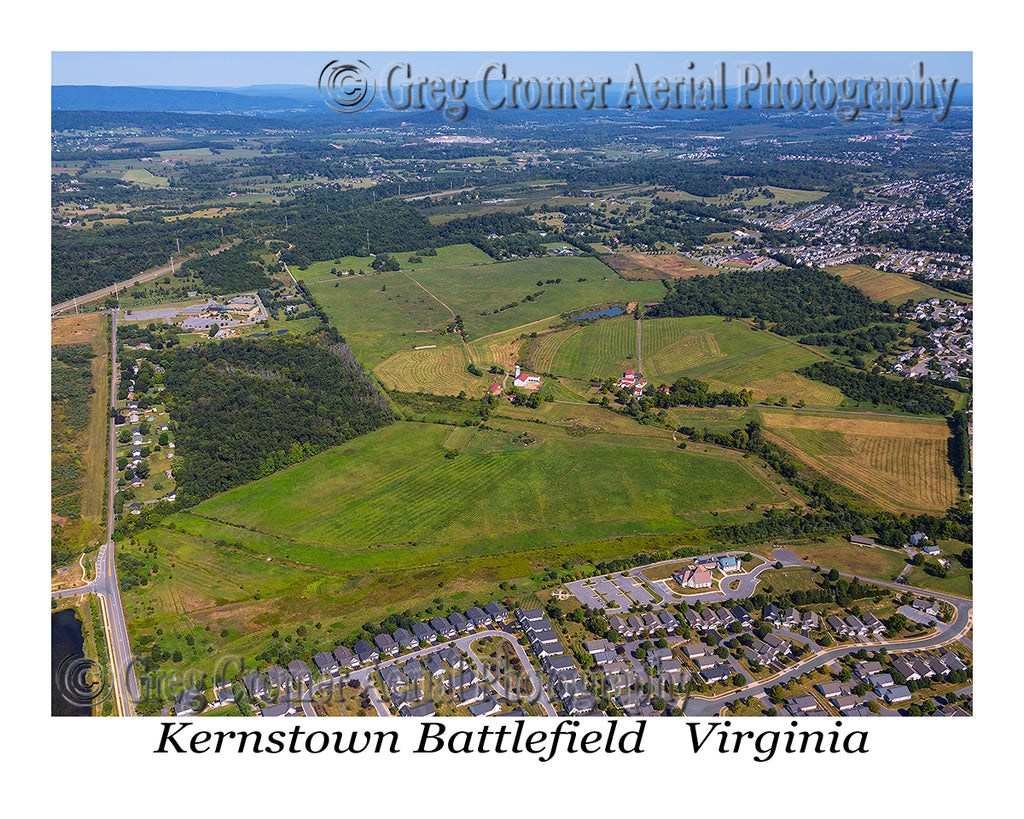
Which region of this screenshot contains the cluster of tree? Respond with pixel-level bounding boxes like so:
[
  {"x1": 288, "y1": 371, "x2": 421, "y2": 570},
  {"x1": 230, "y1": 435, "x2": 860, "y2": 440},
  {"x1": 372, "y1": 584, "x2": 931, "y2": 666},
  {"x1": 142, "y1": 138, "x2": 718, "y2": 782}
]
[
  {"x1": 117, "y1": 322, "x2": 180, "y2": 350},
  {"x1": 645, "y1": 375, "x2": 753, "y2": 409},
  {"x1": 798, "y1": 324, "x2": 909, "y2": 358},
  {"x1": 798, "y1": 361, "x2": 955, "y2": 415},
  {"x1": 563, "y1": 158, "x2": 849, "y2": 199},
  {"x1": 146, "y1": 328, "x2": 393, "y2": 505},
  {"x1": 178, "y1": 241, "x2": 275, "y2": 294},
  {"x1": 911, "y1": 273, "x2": 972, "y2": 295},
  {"x1": 648, "y1": 266, "x2": 896, "y2": 336},
  {"x1": 278, "y1": 199, "x2": 438, "y2": 268},
  {"x1": 51, "y1": 341, "x2": 97, "y2": 565},
  {"x1": 947, "y1": 410, "x2": 971, "y2": 488},
  {"x1": 864, "y1": 223, "x2": 972, "y2": 256}
]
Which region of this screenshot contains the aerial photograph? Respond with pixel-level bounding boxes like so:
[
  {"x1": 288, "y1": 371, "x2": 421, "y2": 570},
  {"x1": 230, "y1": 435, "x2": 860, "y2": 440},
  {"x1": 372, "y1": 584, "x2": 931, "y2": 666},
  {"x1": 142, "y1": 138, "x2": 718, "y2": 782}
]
[{"x1": 47, "y1": 46, "x2": 978, "y2": 741}]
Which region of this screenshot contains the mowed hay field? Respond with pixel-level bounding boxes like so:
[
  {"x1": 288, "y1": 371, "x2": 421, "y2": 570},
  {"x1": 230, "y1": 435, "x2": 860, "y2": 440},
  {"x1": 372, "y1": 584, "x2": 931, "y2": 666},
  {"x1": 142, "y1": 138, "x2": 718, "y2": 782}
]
[
  {"x1": 374, "y1": 337, "x2": 483, "y2": 396},
  {"x1": 760, "y1": 409, "x2": 957, "y2": 513},
  {"x1": 830, "y1": 264, "x2": 969, "y2": 305},
  {"x1": 192, "y1": 421, "x2": 787, "y2": 558},
  {"x1": 604, "y1": 252, "x2": 720, "y2": 280}
]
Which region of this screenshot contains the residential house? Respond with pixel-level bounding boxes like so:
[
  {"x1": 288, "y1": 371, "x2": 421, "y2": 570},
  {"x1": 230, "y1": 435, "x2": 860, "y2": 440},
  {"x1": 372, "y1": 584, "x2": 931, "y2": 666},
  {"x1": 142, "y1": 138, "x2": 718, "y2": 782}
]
[
  {"x1": 243, "y1": 672, "x2": 266, "y2": 701},
  {"x1": 682, "y1": 643, "x2": 708, "y2": 660},
  {"x1": 844, "y1": 615, "x2": 868, "y2": 637},
  {"x1": 881, "y1": 685, "x2": 912, "y2": 704},
  {"x1": 626, "y1": 614, "x2": 647, "y2": 635},
  {"x1": 374, "y1": 633, "x2": 399, "y2": 657},
  {"x1": 399, "y1": 701, "x2": 436, "y2": 718},
  {"x1": 516, "y1": 608, "x2": 546, "y2": 628},
  {"x1": 448, "y1": 611, "x2": 473, "y2": 634},
  {"x1": 701, "y1": 663, "x2": 732, "y2": 684},
  {"x1": 867, "y1": 672, "x2": 895, "y2": 689},
  {"x1": 423, "y1": 653, "x2": 446, "y2": 679},
  {"x1": 393, "y1": 628, "x2": 419, "y2": 651},
  {"x1": 699, "y1": 610, "x2": 721, "y2": 630},
  {"x1": 892, "y1": 658, "x2": 920, "y2": 682},
  {"x1": 832, "y1": 694, "x2": 863, "y2": 712},
  {"x1": 468, "y1": 697, "x2": 501, "y2": 717},
  {"x1": 466, "y1": 606, "x2": 492, "y2": 629},
  {"x1": 854, "y1": 660, "x2": 883, "y2": 679},
  {"x1": 717, "y1": 555, "x2": 742, "y2": 573},
  {"x1": 714, "y1": 608, "x2": 736, "y2": 629},
  {"x1": 411, "y1": 622, "x2": 438, "y2": 645},
  {"x1": 265, "y1": 666, "x2": 291, "y2": 694},
  {"x1": 430, "y1": 617, "x2": 457, "y2": 640},
  {"x1": 609, "y1": 615, "x2": 631, "y2": 637},
  {"x1": 287, "y1": 660, "x2": 311, "y2": 686},
  {"x1": 439, "y1": 646, "x2": 464, "y2": 669},
  {"x1": 354, "y1": 639, "x2": 379, "y2": 665},
  {"x1": 261, "y1": 702, "x2": 297, "y2": 717},
  {"x1": 641, "y1": 612, "x2": 661, "y2": 633},
  {"x1": 658, "y1": 611, "x2": 678, "y2": 633},
  {"x1": 861, "y1": 613, "x2": 886, "y2": 635},
  {"x1": 313, "y1": 651, "x2": 338, "y2": 677},
  {"x1": 730, "y1": 605, "x2": 753, "y2": 626},
  {"x1": 333, "y1": 645, "x2": 358, "y2": 670},
  {"x1": 484, "y1": 601, "x2": 508, "y2": 622}
]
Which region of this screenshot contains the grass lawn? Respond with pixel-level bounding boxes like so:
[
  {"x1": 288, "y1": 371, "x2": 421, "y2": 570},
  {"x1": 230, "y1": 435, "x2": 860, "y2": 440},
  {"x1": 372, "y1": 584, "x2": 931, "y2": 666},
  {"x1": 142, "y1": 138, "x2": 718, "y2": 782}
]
[
  {"x1": 778, "y1": 537, "x2": 908, "y2": 583},
  {"x1": 904, "y1": 540, "x2": 972, "y2": 597}
]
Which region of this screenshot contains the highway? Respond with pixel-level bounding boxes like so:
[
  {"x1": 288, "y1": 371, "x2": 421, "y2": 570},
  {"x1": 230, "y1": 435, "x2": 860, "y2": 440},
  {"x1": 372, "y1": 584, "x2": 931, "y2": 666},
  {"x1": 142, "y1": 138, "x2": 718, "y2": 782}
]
[
  {"x1": 51, "y1": 263, "x2": 178, "y2": 316},
  {"x1": 50, "y1": 241, "x2": 235, "y2": 316}
]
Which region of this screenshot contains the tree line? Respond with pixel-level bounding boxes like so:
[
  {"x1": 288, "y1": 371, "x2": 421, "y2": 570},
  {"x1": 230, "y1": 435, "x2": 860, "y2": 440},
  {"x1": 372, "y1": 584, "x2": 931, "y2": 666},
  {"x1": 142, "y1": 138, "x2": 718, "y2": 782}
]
[{"x1": 798, "y1": 361, "x2": 955, "y2": 415}]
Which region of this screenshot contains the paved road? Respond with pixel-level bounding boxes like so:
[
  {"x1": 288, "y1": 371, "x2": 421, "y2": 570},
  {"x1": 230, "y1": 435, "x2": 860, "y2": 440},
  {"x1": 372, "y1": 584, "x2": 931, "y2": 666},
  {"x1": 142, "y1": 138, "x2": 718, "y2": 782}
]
[{"x1": 55, "y1": 312, "x2": 141, "y2": 715}]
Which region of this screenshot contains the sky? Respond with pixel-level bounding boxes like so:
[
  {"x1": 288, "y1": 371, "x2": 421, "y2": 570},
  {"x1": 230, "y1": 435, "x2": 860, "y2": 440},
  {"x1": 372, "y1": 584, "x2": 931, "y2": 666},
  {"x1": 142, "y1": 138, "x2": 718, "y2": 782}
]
[{"x1": 51, "y1": 51, "x2": 972, "y2": 89}]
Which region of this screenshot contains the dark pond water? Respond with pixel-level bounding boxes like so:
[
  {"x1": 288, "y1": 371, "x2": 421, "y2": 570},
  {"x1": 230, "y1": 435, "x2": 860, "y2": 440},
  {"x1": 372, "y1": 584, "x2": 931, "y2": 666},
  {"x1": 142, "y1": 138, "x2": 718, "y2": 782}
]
[
  {"x1": 573, "y1": 306, "x2": 624, "y2": 321},
  {"x1": 52, "y1": 608, "x2": 91, "y2": 716}
]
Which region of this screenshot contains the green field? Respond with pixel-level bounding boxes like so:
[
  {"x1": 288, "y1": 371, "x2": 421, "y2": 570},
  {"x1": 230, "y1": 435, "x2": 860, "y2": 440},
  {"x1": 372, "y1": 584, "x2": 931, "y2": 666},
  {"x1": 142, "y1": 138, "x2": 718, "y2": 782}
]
[
  {"x1": 526, "y1": 315, "x2": 843, "y2": 407},
  {"x1": 192, "y1": 420, "x2": 787, "y2": 559},
  {"x1": 292, "y1": 243, "x2": 493, "y2": 282},
  {"x1": 411, "y1": 256, "x2": 663, "y2": 339},
  {"x1": 121, "y1": 168, "x2": 169, "y2": 187}
]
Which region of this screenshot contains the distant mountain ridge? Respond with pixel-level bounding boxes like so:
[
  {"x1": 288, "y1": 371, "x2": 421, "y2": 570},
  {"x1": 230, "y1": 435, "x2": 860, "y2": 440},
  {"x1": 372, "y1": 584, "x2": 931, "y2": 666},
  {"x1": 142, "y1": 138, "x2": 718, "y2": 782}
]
[{"x1": 51, "y1": 85, "x2": 315, "y2": 113}]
